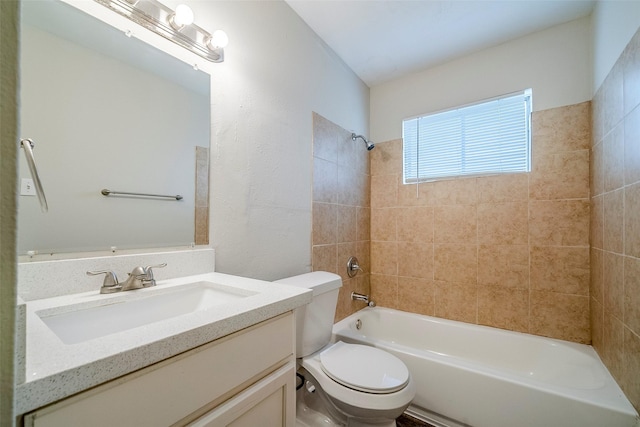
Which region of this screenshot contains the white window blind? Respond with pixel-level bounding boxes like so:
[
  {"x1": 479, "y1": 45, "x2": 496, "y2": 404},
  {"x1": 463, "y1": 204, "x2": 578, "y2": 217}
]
[{"x1": 403, "y1": 89, "x2": 532, "y2": 183}]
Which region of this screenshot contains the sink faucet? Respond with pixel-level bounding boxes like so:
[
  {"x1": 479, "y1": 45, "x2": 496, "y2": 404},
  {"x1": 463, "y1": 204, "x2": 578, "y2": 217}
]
[{"x1": 87, "y1": 263, "x2": 167, "y2": 294}]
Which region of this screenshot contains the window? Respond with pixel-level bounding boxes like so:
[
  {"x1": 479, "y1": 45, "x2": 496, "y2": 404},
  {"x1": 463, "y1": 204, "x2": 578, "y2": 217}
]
[{"x1": 402, "y1": 89, "x2": 532, "y2": 183}]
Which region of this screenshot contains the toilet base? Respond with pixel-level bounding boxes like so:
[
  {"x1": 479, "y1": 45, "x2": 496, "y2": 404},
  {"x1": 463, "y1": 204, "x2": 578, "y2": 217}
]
[{"x1": 296, "y1": 367, "x2": 399, "y2": 427}]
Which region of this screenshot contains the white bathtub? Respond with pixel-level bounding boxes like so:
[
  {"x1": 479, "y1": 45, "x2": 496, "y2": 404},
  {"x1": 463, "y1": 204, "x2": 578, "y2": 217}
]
[{"x1": 332, "y1": 307, "x2": 638, "y2": 427}]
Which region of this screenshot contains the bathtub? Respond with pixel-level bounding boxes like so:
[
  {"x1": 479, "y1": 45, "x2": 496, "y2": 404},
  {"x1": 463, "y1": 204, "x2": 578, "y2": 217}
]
[{"x1": 332, "y1": 307, "x2": 638, "y2": 427}]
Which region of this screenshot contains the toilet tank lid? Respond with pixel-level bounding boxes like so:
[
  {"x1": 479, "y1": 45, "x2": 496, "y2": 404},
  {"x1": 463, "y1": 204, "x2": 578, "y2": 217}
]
[{"x1": 274, "y1": 271, "x2": 342, "y2": 296}]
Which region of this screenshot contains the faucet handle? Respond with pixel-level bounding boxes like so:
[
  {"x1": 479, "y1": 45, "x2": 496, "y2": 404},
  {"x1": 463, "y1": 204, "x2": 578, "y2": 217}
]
[
  {"x1": 87, "y1": 270, "x2": 121, "y2": 294},
  {"x1": 141, "y1": 263, "x2": 167, "y2": 287}
]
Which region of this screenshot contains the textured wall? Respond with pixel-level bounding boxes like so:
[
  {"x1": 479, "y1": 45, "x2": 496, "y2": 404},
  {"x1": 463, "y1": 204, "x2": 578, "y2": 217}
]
[
  {"x1": 0, "y1": 2, "x2": 19, "y2": 425},
  {"x1": 369, "y1": 101, "x2": 591, "y2": 344},
  {"x1": 311, "y1": 113, "x2": 371, "y2": 322},
  {"x1": 591, "y1": 26, "x2": 640, "y2": 412}
]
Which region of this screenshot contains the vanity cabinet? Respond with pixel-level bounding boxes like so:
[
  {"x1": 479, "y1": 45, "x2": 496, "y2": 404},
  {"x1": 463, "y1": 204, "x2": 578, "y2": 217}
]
[{"x1": 23, "y1": 313, "x2": 296, "y2": 427}]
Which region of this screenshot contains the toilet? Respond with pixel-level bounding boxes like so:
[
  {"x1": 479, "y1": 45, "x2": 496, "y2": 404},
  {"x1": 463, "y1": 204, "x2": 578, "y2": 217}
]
[{"x1": 275, "y1": 271, "x2": 415, "y2": 427}]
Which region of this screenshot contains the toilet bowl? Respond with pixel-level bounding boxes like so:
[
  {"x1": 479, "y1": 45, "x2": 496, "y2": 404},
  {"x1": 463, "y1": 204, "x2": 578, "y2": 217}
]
[{"x1": 275, "y1": 272, "x2": 415, "y2": 427}]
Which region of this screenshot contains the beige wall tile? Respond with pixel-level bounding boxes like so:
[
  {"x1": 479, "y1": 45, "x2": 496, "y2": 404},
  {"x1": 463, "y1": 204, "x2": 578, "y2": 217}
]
[
  {"x1": 590, "y1": 248, "x2": 604, "y2": 303},
  {"x1": 477, "y1": 202, "x2": 528, "y2": 245},
  {"x1": 604, "y1": 125, "x2": 625, "y2": 192},
  {"x1": 313, "y1": 157, "x2": 337, "y2": 203},
  {"x1": 604, "y1": 188, "x2": 624, "y2": 254},
  {"x1": 398, "y1": 242, "x2": 433, "y2": 279},
  {"x1": 625, "y1": 107, "x2": 640, "y2": 186},
  {"x1": 337, "y1": 205, "x2": 357, "y2": 243},
  {"x1": 434, "y1": 205, "x2": 477, "y2": 244},
  {"x1": 530, "y1": 246, "x2": 589, "y2": 295},
  {"x1": 530, "y1": 291, "x2": 590, "y2": 344},
  {"x1": 370, "y1": 139, "x2": 402, "y2": 176},
  {"x1": 337, "y1": 242, "x2": 358, "y2": 282},
  {"x1": 371, "y1": 208, "x2": 397, "y2": 241},
  {"x1": 398, "y1": 181, "x2": 436, "y2": 206},
  {"x1": 337, "y1": 164, "x2": 360, "y2": 206},
  {"x1": 590, "y1": 195, "x2": 604, "y2": 250},
  {"x1": 356, "y1": 240, "x2": 371, "y2": 274},
  {"x1": 476, "y1": 173, "x2": 529, "y2": 203},
  {"x1": 434, "y1": 244, "x2": 477, "y2": 284},
  {"x1": 477, "y1": 245, "x2": 529, "y2": 288},
  {"x1": 433, "y1": 178, "x2": 477, "y2": 205},
  {"x1": 312, "y1": 112, "x2": 339, "y2": 162},
  {"x1": 335, "y1": 277, "x2": 358, "y2": 322},
  {"x1": 603, "y1": 314, "x2": 625, "y2": 384},
  {"x1": 591, "y1": 141, "x2": 605, "y2": 197},
  {"x1": 592, "y1": 87, "x2": 605, "y2": 145},
  {"x1": 356, "y1": 207, "x2": 370, "y2": 242},
  {"x1": 529, "y1": 199, "x2": 590, "y2": 246},
  {"x1": 625, "y1": 182, "x2": 640, "y2": 258},
  {"x1": 397, "y1": 206, "x2": 434, "y2": 243},
  {"x1": 371, "y1": 241, "x2": 398, "y2": 275},
  {"x1": 371, "y1": 174, "x2": 398, "y2": 208},
  {"x1": 531, "y1": 101, "x2": 591, "y2": 155},
  {"x1": 312, "y1": 202, "x2": 336, "y2": 245},
  {"x1": 398, "y1": 277, "x2": 435, "y2": 316},
  {"x1": 312, "y1": 244, "x2": 337, "y2": 274},
  {"x1": 194, "y1": 206, "x2": 209, "y2": 245},
  {"x1": 602, "y1": 61, "x2": 625, "y2": 137},
  {"x1": 624, "y1": 256, "x2": 640, "y2": 336},
  {"x1": 604, "y1": 252, "x2": 624, "y2": 320},
  {"x1": 622, "y1": 29, "x2": 640, "y2": 115},
  {"x1": 530, "y1": 150, "x2": 590, "y2": 200},
  {"x1": 591, "y1": 297, "x2": 604, "y2": 355},
  {"x1": 623, "y1": 328, "x2": 640, "y2": 410},
  {"x1": 435, "y1": 280, "x2": 477, "y2": 323},
  {"x1": 478, "y1": 286, "x2": 529, "y2": 333},
  {"x1": 370, "y1": 274, "x2": 398, "y2": 309}
]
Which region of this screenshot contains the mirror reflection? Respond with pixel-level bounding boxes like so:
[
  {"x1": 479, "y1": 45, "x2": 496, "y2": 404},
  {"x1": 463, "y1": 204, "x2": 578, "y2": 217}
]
[{"x1": 18, "y1": 0, "x2": 211, "y2": 255}]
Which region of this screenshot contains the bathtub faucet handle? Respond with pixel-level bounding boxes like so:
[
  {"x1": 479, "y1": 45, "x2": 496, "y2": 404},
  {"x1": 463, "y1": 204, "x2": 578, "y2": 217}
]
[{"x1": 347, "y1": 256, "x2": 363, "y2": 278}]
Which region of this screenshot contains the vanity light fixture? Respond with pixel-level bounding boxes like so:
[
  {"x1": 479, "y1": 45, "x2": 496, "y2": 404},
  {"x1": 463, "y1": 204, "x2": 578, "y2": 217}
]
[{"x1": 96, "y1": 0, "x2": 228, "y2": 62}]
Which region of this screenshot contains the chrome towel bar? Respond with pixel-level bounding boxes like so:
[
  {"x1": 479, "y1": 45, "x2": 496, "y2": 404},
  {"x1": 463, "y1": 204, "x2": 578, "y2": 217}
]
[{"x1": 101, "y1": 189, "x2": 183, "y2": 201}]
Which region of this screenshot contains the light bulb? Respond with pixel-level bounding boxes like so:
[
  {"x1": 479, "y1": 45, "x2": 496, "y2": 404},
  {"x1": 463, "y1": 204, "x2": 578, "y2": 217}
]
[
  {"x1": 172, "y1": 4, "x2": 194, "y2": 27},
  {"x1": 207, "y1": 30, "x2": 229, "y2": 48}
]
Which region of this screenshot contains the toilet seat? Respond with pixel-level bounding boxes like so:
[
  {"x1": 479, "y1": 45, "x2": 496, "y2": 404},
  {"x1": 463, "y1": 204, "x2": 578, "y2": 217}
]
[{"x1": 319, "y1": 341, "x2": 409, "y2": 394}]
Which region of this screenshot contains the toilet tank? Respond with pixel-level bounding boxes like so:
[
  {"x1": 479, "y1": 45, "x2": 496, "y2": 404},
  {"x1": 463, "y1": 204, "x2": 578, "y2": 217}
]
[{"x1": 275, "y1": 271, "x2": 342, "y2": 357}]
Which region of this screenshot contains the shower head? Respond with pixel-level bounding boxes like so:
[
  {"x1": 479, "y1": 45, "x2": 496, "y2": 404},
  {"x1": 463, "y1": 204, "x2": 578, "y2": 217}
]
[{"x1": 351, "y1": 133, "x2": 375, "y2": 151}]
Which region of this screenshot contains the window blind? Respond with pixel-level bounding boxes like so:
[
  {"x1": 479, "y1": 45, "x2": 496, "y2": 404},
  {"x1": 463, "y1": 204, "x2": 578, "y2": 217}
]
[{"x1": 403, "y1": 89, "x2": 532, "y2": 183}]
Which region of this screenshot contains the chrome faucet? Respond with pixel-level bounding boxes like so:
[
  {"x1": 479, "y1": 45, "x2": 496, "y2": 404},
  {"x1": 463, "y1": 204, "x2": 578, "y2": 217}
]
[
  {"x1": 351, "y1": 292, "x2": 376, "y2": 307},
  {"x1": 87, "y1": 263, "x2": 167, "y2": 294}
]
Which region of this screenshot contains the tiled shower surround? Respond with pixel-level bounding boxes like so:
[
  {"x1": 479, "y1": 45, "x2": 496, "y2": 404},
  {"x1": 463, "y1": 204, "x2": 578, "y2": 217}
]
[
  {"x1": 368, "y1": 101, "x2": 591, "y2": 345},
  {"x1": 591, "y1": 27, "x2": 640, "y2": 411},
  {"x1": 312, "y1": 112, "x2": 371, "y2": 321},
  {"x1": 311, "y1": 28, "x2": 640, "y2": 411}
]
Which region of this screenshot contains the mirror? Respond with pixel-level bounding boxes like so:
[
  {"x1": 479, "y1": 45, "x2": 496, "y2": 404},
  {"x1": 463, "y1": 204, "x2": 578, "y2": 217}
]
[{"x1": 18, "y1": 0, "x2": 211, "y2": 255}]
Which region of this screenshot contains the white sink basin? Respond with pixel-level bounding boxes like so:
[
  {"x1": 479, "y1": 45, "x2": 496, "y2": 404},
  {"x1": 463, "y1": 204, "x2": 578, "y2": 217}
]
[{"x1": 37, "y1": 281, "x2": 257, "y2": 345}]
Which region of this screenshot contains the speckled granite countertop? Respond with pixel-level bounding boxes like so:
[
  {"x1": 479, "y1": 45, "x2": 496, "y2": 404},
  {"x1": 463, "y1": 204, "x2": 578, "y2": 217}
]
[{"x1": 15, "y1": 272, "x2": 311, "y2": 415}]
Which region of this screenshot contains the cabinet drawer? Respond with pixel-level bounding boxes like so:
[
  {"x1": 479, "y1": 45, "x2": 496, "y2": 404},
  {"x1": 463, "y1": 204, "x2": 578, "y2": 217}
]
[
  {"x1": 188, "y1": 361, "x2": 296, "y2": 427},
  {"x1": 25, "y1": 313, "x2": 294, "y2": 427}
]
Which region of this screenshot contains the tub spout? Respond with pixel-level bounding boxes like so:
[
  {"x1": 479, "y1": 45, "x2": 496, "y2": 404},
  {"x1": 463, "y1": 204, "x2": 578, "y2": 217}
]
[{"x1": 351, "y1": 292, "x2": 375, "y2": 307}]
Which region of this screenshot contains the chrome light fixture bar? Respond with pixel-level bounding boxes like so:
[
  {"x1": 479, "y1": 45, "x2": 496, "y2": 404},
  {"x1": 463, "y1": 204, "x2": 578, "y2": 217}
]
[{"x1": 94, "y1": 0, "x2": 227, "y2": 63}]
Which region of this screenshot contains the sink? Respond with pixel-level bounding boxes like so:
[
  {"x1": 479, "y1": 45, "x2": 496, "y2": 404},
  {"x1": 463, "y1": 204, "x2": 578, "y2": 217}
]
[{"x1": 37, "y1": 281, "x2": 257, "y2": 345}]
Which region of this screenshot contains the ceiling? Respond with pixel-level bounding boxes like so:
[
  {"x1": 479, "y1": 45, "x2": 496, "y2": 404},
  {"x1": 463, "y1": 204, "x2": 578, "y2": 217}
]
[{"x1": 285, "y1": 0, "x2": 596, "y2": 87}]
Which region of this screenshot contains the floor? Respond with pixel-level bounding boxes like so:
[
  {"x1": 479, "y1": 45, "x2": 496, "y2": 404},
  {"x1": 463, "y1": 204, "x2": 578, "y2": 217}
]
[{"x1": 396, "y1": 414, "x2": 436, "y2": 427}]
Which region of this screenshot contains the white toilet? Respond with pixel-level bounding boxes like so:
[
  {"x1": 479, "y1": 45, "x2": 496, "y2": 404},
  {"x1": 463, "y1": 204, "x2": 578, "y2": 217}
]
[{"x1": 276, "y1": 271, "x2": 415, "y2": 427}]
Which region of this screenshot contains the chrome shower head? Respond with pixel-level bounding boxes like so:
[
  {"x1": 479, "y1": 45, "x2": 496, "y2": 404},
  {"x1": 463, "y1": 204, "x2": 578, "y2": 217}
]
[{"x1": 351, "y1": 133, "x2": 375, "y2": 151}]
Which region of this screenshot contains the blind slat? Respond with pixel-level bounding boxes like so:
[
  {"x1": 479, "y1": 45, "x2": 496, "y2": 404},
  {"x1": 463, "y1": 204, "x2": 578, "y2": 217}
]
[{"x1": 403, "y1": 90, "x2": 532, "y2": 183}]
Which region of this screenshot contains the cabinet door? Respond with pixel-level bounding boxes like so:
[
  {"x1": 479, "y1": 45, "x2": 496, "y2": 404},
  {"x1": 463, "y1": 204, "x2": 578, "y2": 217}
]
[{"x1": 189, "y1": 361, "x2": 296, "y2": 427}]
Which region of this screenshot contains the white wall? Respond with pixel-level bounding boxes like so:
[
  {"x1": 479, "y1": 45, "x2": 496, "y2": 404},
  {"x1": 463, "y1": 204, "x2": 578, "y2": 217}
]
[
  {"x1": 591, "y1": 0, "x2": 640, "y2": 92},
  {"x1": 370, "y1": 16, "x2": 591, "y2": 143},
  {"x1": 171, "y1": 1, "x2": 370, "y2": 280}
]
